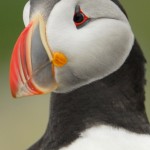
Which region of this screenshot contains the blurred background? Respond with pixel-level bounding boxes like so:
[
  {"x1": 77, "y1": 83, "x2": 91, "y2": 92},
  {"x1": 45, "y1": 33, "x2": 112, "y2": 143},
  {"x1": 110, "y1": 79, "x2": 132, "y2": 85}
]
[{"x1": 0, "y1": 0, "x2": 150, "y2": 149}]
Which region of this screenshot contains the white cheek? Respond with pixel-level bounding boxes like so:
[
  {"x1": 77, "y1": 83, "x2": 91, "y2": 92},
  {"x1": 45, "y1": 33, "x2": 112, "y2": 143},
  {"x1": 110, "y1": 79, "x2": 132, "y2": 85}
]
[
  {"x1": 70, "y1": 20, "x2": 134, "y2": 79},
  {"x1": 46, "y1": 1, "x2": 134, "y2": 93},
  {"x1": 23, "y1": 1, "x2": 30, "y2": 27}
]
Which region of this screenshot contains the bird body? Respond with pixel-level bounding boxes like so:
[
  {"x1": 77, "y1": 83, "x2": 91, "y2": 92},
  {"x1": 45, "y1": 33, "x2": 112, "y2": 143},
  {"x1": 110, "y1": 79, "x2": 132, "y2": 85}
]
[
  {"x1": 28, "y1": 41, "x2": 150, "y2": 149},
  {"x1": 9, "y1": 0, "x2": 150, "y2": 150},
  {"x1": 60, "y1": 125, "x2": 150, "y2": 150}
]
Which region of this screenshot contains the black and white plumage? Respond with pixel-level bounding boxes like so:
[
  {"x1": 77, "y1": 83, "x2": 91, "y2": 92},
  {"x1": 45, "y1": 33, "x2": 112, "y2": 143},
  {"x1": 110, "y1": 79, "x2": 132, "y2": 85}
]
[
  {"x1": 9, "y1": 0, "x2": 150, "y2": 150},
  {"x1": 28, "y1": 41, "x2": 150, "y2": 150}
]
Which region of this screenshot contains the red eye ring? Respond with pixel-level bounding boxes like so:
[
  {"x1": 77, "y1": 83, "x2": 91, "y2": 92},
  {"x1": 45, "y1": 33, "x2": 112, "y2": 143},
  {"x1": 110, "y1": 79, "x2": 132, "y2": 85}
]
[{"x1": 73, "y1": 9, "x2": 89, "y2": 27}]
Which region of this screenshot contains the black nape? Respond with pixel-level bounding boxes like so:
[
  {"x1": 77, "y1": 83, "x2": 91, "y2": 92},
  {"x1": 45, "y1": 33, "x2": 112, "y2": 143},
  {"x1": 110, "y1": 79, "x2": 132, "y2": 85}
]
[
  {"x1": 112, "y1": 0, "x2": 128, "y2": 17},
  {"x1": 28, "y1": 40, "x2": 150, "y2": 150}
]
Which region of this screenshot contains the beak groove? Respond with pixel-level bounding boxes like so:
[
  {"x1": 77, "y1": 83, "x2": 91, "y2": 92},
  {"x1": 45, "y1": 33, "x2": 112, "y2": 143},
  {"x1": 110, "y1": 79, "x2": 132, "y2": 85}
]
[{"x1": 10, "y1": 14, "x2": 57, "y2": 98}]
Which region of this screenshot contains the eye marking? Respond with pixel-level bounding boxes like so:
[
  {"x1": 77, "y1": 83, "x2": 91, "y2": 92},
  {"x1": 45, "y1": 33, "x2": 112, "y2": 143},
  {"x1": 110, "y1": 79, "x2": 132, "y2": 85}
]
[{"x1": 73, "y1": 5, "x2": 90, "y2": 28}]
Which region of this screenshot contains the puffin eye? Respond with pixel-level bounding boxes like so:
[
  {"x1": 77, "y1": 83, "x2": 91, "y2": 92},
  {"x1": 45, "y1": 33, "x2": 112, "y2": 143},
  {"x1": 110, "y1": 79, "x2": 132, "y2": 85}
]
[{"x1": 73, "y1": 7, "x2": 89, "y2": 28}]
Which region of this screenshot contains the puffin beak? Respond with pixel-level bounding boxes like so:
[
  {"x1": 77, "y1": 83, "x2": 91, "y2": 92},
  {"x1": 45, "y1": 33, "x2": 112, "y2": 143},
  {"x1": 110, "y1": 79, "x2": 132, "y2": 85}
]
[{"x1": 10, "y1": 14, "x2": 67, "y2": 98}]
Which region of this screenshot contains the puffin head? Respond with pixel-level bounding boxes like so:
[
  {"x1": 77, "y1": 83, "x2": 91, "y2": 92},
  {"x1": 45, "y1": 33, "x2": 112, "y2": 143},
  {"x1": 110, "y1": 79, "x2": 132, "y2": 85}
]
[{"x1": 10, "y1": 0, "x2": 134, "y2": 98}]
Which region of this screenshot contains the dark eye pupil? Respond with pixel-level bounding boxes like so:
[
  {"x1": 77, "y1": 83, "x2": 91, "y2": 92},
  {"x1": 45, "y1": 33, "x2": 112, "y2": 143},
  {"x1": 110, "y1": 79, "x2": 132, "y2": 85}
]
[{"x1": 74, "y1": 13, "x2": 84, "y2": 23}]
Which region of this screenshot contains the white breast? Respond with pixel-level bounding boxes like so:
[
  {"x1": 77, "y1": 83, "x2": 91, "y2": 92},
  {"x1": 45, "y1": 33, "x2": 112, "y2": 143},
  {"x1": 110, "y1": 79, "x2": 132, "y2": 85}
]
[{"x1": 59, "y1": 125, "x2": 150, "y2": 150}]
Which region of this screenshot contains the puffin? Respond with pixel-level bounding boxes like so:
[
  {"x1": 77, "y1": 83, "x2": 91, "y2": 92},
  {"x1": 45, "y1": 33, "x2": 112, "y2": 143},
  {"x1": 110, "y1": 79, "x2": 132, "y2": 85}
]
[{"x1": 9, "y1": 0, "x2": 150, "y2": 150}]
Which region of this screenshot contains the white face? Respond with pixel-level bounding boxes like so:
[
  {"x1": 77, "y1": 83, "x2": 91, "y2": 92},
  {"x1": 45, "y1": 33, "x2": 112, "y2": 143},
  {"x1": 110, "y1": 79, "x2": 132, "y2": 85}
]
[{"x1": 23, "y1": 0, "x2": 134, "y2": 93}]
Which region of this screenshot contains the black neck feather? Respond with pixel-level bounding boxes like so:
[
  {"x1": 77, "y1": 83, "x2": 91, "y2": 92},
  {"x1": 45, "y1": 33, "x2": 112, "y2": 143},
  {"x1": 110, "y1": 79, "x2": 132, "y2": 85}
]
[{"x1": 28, "y1": 40, "x2": 150, "y2": 150}]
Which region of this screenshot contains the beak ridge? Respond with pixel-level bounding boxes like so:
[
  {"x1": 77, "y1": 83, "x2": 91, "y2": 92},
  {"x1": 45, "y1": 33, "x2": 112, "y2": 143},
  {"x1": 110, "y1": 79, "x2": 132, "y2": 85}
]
[{"x1": 10, "y1": 15, "x2": 57, "y2": 98}]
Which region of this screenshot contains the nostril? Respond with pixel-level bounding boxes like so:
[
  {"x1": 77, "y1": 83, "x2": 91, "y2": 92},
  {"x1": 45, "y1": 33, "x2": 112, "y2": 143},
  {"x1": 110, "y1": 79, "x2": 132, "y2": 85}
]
[{"x1": 52, "y1": 52, "x2": 68, "y2": 67}]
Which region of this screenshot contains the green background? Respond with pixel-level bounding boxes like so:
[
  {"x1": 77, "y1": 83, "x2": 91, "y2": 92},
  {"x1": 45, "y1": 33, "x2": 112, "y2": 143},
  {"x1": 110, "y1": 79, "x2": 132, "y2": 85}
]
[{"x1": 0, "y1": 0, "x2": 150, "y2": 149}]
